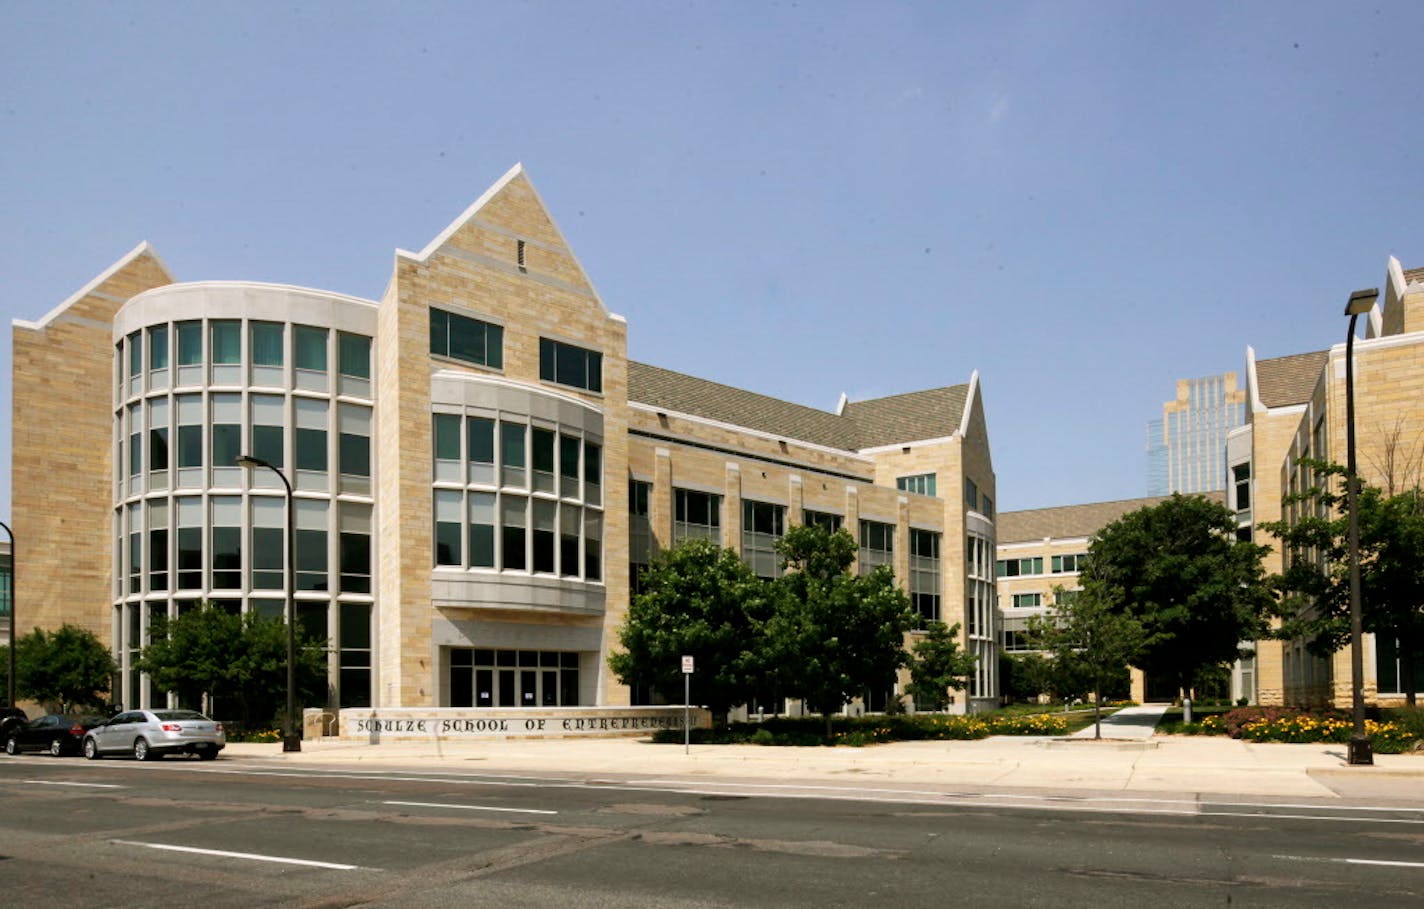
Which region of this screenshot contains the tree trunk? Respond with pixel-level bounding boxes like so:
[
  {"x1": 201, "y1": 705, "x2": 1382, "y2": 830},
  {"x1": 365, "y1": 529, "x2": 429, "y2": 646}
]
[
  {"x1": 1093, "y1": 685, "x2": 1102, "y2": 740},
  {"x1": 824, "y1": 711, "x2": 833, "y2": 739},
  {"x1": 1401, "y1": 631, "x2": 1418, "y2": 709}
]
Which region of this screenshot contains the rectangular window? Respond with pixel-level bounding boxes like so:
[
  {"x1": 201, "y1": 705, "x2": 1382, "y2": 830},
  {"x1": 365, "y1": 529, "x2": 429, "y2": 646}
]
[
  {"x1": 211, "y1": 526, "x2": 241, "y2": 590},
  {"x1": 1012, "y1": 593, "x2": 1042, "y2": 609},
  {"x1": 296, "y1": 529, "x2": 328, "y2": 592},
  {"x1": 429, "y1": 307, "x2": 503, "y2": 369},
  {"x1": 251, "y1": 524, "x2": 284, "y2": 590},
  {"x1": 559, "y1": 505, "x2": 579, "y2": 577},
  {"x1": 468, "y1": 492, "x2": 495, "y2": 568},
  {"x1": 339, "y1": 502, "x2": 372, "y2": 593},
  {"x1": 1233, "y1": 463, "x2": 1251, "y2": 512},
  {"x1": 296, "y1": 427, "x2": 327, "y2": 472},
  {"x1": 501, "y1": 421, "x2": 526, "y2": 487},
  {"x1": 434, "y1": 413, "x2": 462, "y2": 462},
  {"x1": 211, "y1": 320, "x2": 240, "y2": 364},
  {"x1": 742, "y1": 500, "x2": 785, "y2": 579},
  {"x1": 964, "y1": 476, "x2": 979, "y2": 511},
  {"x1": 294, "y1": 325, "x2": 327, "y2": 372},
  {"x1": 629, "y1": 481, "x2": 652, "y2": 594},
  {"x1": 177, "y1": 526, "x2": 202, "y2": 590},
  {"x1": 251, "y1": 322, "x2": 284, "y2": 366},
  {"x1": 584, "y1": 511, "x2": 602, "y2": 582},
  {"x1": 533, "y1": 500, "x2": 557, "y2": 574},
  {"x1": 128, "y1": 331, "x2": 143, "y2": 378},
  {"x1": 435, "y1": 490, "x2": 462, "y2": 567},
  {"x1": 538, "y1": 338, "x2": 602, "y2": 392},
  {"x1": 468, "y1": 417, "x2": 495, "y2": 485},
  {"x1": 858, "y1": 519, "x2": 894, "y2": 576},
  {"x1": 148, "y1": 326, "x2": 169, "y2": 370},
  {"x1": 584, "y1": 442, "x2": 601, "y2": 505},
  {"x1": 896, "y1": 474, "x2": 936, "y2": 497},
  {"x1": 149, "y1": 425, "x2": 169, "y2": 472},
  {"x1": 149, "y1": 527, "x2": 168, "y2": 592},
  {"x1": 995, "y1": 556, "x2": 1043, "y2": 578},
  {"x1": 909, "y1": 528, "x2": 940, "y2": 627},
  {"x1": 338, "y1": 332, "x2": 370, "y2": 379},
  {"x1": 1051, "y1": 553, "x2": 1086, "y2": 574},
  {"x1": 339, "y1": 406, "x2": 371, "y2": 479},
  {"x1": 532, "y1": 427, "x2": 556, "y2": 493},
  {"x1": 501, "y1": 496, "x2": 527, "y2": 571},
  {"x1": 674, "y1": 489, "x2": 720, "y2": 543},
  {"x1": 803, "y1": 510, "x2": 843, "y2": 532},
  {"x1": 176, "y1": 321, "x2": 203, "y2": 366},
  {"x1": 559, "y1": 434, "x2": 580, "y2": 498}
]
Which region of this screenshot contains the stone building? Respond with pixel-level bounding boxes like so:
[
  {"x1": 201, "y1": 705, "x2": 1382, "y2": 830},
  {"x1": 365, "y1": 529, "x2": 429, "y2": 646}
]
[{"x1": 11, "y1": 164, "x2": 999, "y2": 717}]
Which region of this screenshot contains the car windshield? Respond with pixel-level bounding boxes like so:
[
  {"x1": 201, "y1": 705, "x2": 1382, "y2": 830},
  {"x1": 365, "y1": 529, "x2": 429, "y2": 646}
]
[{"x1": 153, "y1": 710, "x2": 208, "y2": 721}]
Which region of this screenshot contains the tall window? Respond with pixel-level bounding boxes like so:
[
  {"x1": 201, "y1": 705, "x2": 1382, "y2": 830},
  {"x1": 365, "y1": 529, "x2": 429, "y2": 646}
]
[
  {"x1": 742, "y1": 501, "x2": 785, "y2": 579},
  {"x1": 250, "y1": 395, "x2": 284, "y2": 469},
  {"x1": 909, "y1": 529, "x2": 940, "y2": 626},
  {"x1": 339, "y1": 404, "x2": 371, "y2": 482},
  {"x1": 964, "y1": 476, "x2": 979, "y2": 511},
  {"x1": 295, "y1": 500, "x2": 328, "y2": 591},
  {"x1": 210, "y1": 394, "x2": 242, "y2": 472},
  {"x1": 295, "y1": 325, "x2": 327, "y2": 373},
  {"x1": 538, "y1": 338, "x2": 602, "y2": 392},
  {"x1": 251, "y1": 498, "x2": 285, "y2": 590},
  {"x1": 629, "y1": 481, "x2": 652, "y2": 595},
  {"x1": 897, "y1": 474, "x2": 936, "y2": 497},
  {"x1": 251, "y1": 322, "x2": 284, "y2": 367},
  {"x1": 468, "y1": 492, "x2": 495, "y2": 569},
  {"x1": 859, "y1": 519, "x2": 894, "y2": 575},
  {"x1": 435, "y1": 490, "x2": 462, "y2": 566},
  {"x1": 176, "y1": 498, "x2": 203, "y2": 590},
  {"x1": 211, "y1": 321, "x2": 240, "y2": 365},
  {"x1": 430, "y1": 308, "x2": 503, "y2": 369},
  {"x1": 468, "y1": 417, "x2": 495, "y2": 485},
  {"x1": 674, "y1": 489, "x2": 720, "y2": 543},
  {"x1": 210, "y1": 498, "x2": 241, "y2": 590}
]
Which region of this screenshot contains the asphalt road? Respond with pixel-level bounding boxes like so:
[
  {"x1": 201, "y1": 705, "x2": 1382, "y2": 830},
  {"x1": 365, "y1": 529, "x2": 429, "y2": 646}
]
[{"x1": 2, "y1": 753, "x2": 1423, "y2": 907}]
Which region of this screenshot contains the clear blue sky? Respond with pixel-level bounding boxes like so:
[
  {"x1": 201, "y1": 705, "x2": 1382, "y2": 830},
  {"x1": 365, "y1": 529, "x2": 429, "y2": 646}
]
[{"x1": 4, "y1": 2, "x2": 1422, "y2": 520}]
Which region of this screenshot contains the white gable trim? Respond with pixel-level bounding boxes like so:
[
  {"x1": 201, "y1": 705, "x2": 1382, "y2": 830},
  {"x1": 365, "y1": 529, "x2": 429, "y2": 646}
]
[{"x1": 14, "y1": 241, "x2": 173, "y2": 331}]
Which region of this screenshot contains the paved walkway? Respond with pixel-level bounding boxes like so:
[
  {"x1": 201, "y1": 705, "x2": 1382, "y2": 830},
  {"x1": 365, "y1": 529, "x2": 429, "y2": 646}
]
[
  {"x1": 218, "y1": 720, "x2": 1424, "y2": 803},
  {"x1": 1069, "y1": 703, "x2": 1169, "y2": 739}
]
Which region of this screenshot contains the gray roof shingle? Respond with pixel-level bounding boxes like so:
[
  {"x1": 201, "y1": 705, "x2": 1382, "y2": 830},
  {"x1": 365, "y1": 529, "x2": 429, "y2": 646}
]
[
  {"x1": 1254, "y1": 350, "x2": 1327, "y2": 409},
  {"x1": 997, "y1": 492, "x2": 1226, "y2": 544},
  {"x1": 627, "y1": 361, "x2": 969, "y2": 451}
]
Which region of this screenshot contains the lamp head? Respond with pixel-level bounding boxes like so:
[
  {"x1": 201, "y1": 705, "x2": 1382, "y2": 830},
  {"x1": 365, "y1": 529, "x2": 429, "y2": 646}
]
[
  {"x1": 1345, "y1": 288, "x2": 1379, "y2": 316},
  {"x1": 235, "y1": 454, "x2": 264, "y2": 470}
]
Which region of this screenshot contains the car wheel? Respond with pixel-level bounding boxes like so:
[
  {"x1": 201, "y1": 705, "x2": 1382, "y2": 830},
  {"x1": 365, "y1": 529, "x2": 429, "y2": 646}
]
[
  {"x1": 198, "y1": 748, "x2": 218, "y2": 761},
  {"x1": 4, "y1": 737, "x2": 16, "y2": 756},
  {"x1": 133, "y1": 737, "x2": 153, "y2": 761},
  {"x1": 84, "y1": 737, "x2": 101, "y2": 760},
  {"x1": 49, "y1": 737, "x2": 64, "y2": 757}
]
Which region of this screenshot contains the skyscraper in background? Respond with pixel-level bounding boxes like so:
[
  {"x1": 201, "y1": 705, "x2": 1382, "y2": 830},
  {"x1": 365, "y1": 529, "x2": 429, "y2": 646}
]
[{"x1": 1146, "y1": 372, "x2": 1247, "y2": 495}]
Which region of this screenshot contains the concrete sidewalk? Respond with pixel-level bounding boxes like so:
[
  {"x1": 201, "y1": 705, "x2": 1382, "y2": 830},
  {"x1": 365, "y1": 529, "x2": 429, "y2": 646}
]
[
  {"x1": 220, "y1": 728, "x2": 1424, "y2": 802},
  {"x1": 1069, "y1": 703, "x2": 1168, "y2": 739}
]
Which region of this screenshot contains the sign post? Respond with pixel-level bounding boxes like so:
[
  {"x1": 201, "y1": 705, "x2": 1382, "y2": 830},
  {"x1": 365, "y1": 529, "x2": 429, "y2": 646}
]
[{"x1": 681, "y1": 655, "x2": 694, "y2": 754}]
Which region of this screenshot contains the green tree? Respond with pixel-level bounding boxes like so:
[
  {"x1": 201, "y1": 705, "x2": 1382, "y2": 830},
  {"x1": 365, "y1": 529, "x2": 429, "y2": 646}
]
[
  {"x1": 1264, "y1": 463, "x2": 1424, "y2": 706},
  {"x1": 14, "y1": 624, "x2": 116, "y2": 713},
  {"x1": 1027, "y1": 586, "x2": 1144, "y2": 738},
  {"x1": 764, "y1": 525, "x2": 916, "y2": 735},
  {"x1": 608, "y1": 539, "x2": 769, "y2": 726},
  {"x1": 137, "y1": 605, "x2": 327, "y2": 729},
  {"x1": 1085, "y1": 493, "x2": 1272, "y2": 695},
  {"x1": 907, "y1": 622, "x2": 976, "y2": 711}
]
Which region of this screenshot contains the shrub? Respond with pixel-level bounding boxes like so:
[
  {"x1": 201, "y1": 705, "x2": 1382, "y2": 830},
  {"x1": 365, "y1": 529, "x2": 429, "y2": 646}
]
[{"x1": 651, "y1": 711, "x2": 1065, "y2": 746}]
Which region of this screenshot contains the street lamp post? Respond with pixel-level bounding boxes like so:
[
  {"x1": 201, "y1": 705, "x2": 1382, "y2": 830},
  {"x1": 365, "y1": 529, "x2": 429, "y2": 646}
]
[
  {"x1": 236, "y1": 454, "x2": 301, "y2": 753},
  {"x1": 1343, "y1": 287, "x2": 1378, "y2": 766},
  {"x1": 1, "y1": 521, "x2": 13, "y2": 708}
]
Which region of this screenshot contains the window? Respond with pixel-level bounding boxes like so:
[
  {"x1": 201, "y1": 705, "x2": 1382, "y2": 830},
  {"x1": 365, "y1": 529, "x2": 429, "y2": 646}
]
[
  {"x1": 339, "y1": 603, "x2": 372, "y2": 708},
  {"x1": 468, "y1": 417, "x2": 495, "y2": 485},
  {"x1": 211, "y1": 394, "x2": 242, "y2": 471},
  {"x1": 538, "y1": 338, "x2": 602, "y2": 392},
  {"x1": 996, "y1": 556, "x2": 1043, "y2": 577},
  {"x1": 339, "y1": 404, "x2": 371, "y2": 479},
  {"x1": 251, "y1": 322, "x2": 284, "y2": 367},
  {"x1": 1012, "y1": 593, "x2": 1042, "y2": 609},
  {"x1": 1051, "y1": 554, "x2": 1086, "y2": 574},
  {"x1": 909, "y1": 528, "x2": 940, "y2": 626},
  {"x1": 964, "y1": 477, "x2": 979, "y2": 511},
  {"x1": 1233, "y1": 463, "x2": 1251, "y2": 512},
  {"x1": 584, "y1": 442, "x2": 601, "y2": 505},
  {"x1": 501, "y1": 496, "x2": 527, "y2": 571},
  {"x1": 435, "y1": 490, "x2": 462, "y2": 566},
  {"x1": 896, "y1": 474, "x2": 936, "y2": 497},
  {"x1": 559, "y1": 505, "x2": 580, "y2": 577},
  {"x1": 338, "y1": 332, "x2": 370, "y2": 379},
  {"x1": 127, "y1": 404, "x2": 142, "y2": 478},
  {"x1": 674, "y1": 489, "x2": 720, "y2": 543},
  {"x1": 434, "y1": 414, "x2": 462, "y2": 482},
  {"x1": 532, "y1": 428, "x2": 556, "y2": 493},
  {"x1": 532, "y1": 500, "x2": 557, "y2": 574},
  {"x1": 629, "y1": 481, "x2": 652, "y2": 595},
  {"x1": 981, "y1": 495, "x2": 994, "y2": 519},
  {"x1": 859, "y1": 519, "x2": 894, "y2": 576},
  {"x1": 210, "y1": 497, "x2": 241, "y2": 590},
  {"x1": 148, "y1": 502, "x2": 168, "y2": 592},
  {"x1": 584, "y1": 511, "x2": 602, "y2": 582},
  {"x1": 295, "y1": 500, "x2": 328, "y2": 591},
  {"x1": 149, "y1": 326, "x2": 169, "y2": 371},
  {"x1": 148, "y1": 400, "x2": 169, "y2": 473},
  {"x1": 295, "y1": 325, "x2": 327, "y2": 373},
  {"x1": 251, "y1": 498, "x2": 285, "y2": 590},
  {"x1": 559, "y1": 434, "x2": 580, "y2": 498},
  {"x1": 501, "y1": 422, "x2": 526, "y2": 487},
  {"x1": 295, "y1": 399, "x2": 328, "y2": 474},
  {"x1": 251, "y1": 395, "x2": 284, "y2": 469},
  {"x1": 468, "y1": 492, "x2": 496, "y2": 568},
  {"x1": 742, "y1": 500, "x2": 785, "y2": 579},
  {"x1": 176, "y1": 395, "x2": 202, "y2": 471},
  {"x1": 127, "y1": 331, "x2": 143, "y2": 378},
  {"x1": 430, "y1": 308, "x2": 503, "y2": 369},
  {"x1": 803, "y1": 510, "x2": 842, "y2": 532},
  {"x1": 211, "y1": 320, "x2": 240, "y2": 364},
  {"x1": 176, "y1": 321, "x2": 203, "y2": 366}
]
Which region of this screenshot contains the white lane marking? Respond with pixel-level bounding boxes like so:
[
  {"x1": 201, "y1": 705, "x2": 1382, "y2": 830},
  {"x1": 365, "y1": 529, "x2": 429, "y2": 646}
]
[
  {"x1": 112, "y1": 839, "x2": 370, "y2": 870},
  {"x1": 1276, "y1": 854, "x2": 1424, "y2": 870},
  {"x1": 384, "y1": 799, "x2": 556, "y2": 815},
  {"x1": 21, "y1": 780, "x2": 125, "y2": 789}
]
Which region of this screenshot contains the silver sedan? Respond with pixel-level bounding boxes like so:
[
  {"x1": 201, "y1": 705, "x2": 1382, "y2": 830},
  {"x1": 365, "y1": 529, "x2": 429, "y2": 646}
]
[{"x1": 83, "y1": 709, "x2": 225, "y2": 761}]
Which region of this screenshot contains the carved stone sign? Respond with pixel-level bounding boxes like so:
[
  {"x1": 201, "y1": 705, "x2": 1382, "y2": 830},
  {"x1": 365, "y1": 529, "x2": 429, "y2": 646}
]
[{"x1": 330, "y1": 706, "x2": 711, "y2": 741}]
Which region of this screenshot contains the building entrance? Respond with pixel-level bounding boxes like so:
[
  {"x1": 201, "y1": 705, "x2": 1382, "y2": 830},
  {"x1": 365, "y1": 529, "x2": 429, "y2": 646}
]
[{"x1": 448, "y1": 648, "x2": 580, "y2": 708}]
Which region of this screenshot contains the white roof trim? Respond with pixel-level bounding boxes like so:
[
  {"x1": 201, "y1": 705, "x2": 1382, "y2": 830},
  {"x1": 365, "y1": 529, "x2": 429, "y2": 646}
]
[
  {"x1": 857, "y1": 434, "x2": 959, "y2": 455},
  {"x1": 1245, "y1": 346, "x2": 1266, "y2": 413},
  {"x1": 125, "y1": 280, "x2": 379, "y2": 310},
  {"x1": 835, "y1": 391, "x2": 848, "y2": 415},
  {"x1": 395, "y1": 163, "x2": 611, "y2": 316},
  {"x1": 628, "y1": 400, "x2": 875, "y2": 464},
  {"x1": 14, "y1": 241, "x2": 173, "y2": 331},
  {"x1": 959, "y1": 370, "x2": 979, "y2": 437}
]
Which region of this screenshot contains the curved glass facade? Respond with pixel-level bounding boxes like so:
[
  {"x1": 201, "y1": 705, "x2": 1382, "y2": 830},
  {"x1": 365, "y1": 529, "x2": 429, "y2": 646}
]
[{"x1": 112, "y1": 285, "x2": 377, "y2": 713}]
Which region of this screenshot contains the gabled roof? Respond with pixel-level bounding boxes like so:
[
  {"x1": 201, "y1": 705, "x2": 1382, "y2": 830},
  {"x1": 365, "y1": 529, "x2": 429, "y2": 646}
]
[
  {"x1": 997, "y1": 492, "x2": 1225, "y2": 544},
  {"x1": 1254, "y1": 350, "x2": 1327, "y2": 408},
  {"x1": 626, "y1": 361, "x2": 970, "y2": 451},
  {"x1": 841, "y1": 386, "x2": 968, "y2": 448}
]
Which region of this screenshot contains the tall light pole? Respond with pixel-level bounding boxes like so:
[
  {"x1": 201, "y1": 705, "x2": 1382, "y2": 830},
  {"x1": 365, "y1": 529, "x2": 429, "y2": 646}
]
[
  {"x1": 1, "y1": 521, "x2": 13, "y2": 708},
  {"x1": 1343, "y1": 287, "x2": 1378, "y2": 766},
  {"x1": 236, "y1": 454, "x2": 301, "y2": 752}
]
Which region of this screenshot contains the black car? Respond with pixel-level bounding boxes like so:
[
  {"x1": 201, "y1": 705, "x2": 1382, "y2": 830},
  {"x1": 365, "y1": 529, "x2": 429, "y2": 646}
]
[
  {"x1": 0, "y1": 706, "x2": 26, "y2": 741},
  {"x1": 4, "y1": 714, "x2": 105, "y2": 756}
]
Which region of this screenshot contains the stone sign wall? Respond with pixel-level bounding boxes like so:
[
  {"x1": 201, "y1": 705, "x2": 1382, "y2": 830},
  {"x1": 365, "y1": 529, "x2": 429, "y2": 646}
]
[{"x1": 316, "y1": 706, "x2": 710, "y2": 742}]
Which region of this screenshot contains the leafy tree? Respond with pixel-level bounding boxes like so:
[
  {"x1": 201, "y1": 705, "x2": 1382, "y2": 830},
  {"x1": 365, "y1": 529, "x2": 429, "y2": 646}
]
[
  {"x1": 136, "y1": 604, "x2": 327, "y2": 729},
  {"x1": 1264, "y1": 463, "x2": 1424, "y2": 706},
  {"x1": 764, "y1": 525, "x2": 916, "y2": 735},
  {"x1": 608, "y1": 539, "x2": 769, "y2": 726},
  {"x1": 907, "y1": 622, "x2": 976, "y2": 711},
  {"x1": 13, "y1": 624, "x2": 115, "y2": 713},
  {"x1": 1027, "y1": 586, "x2": 1144, "y2": 738},
  {"x1": 1085, "y1": 493, "x2": 1272, "y2": 695}
]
